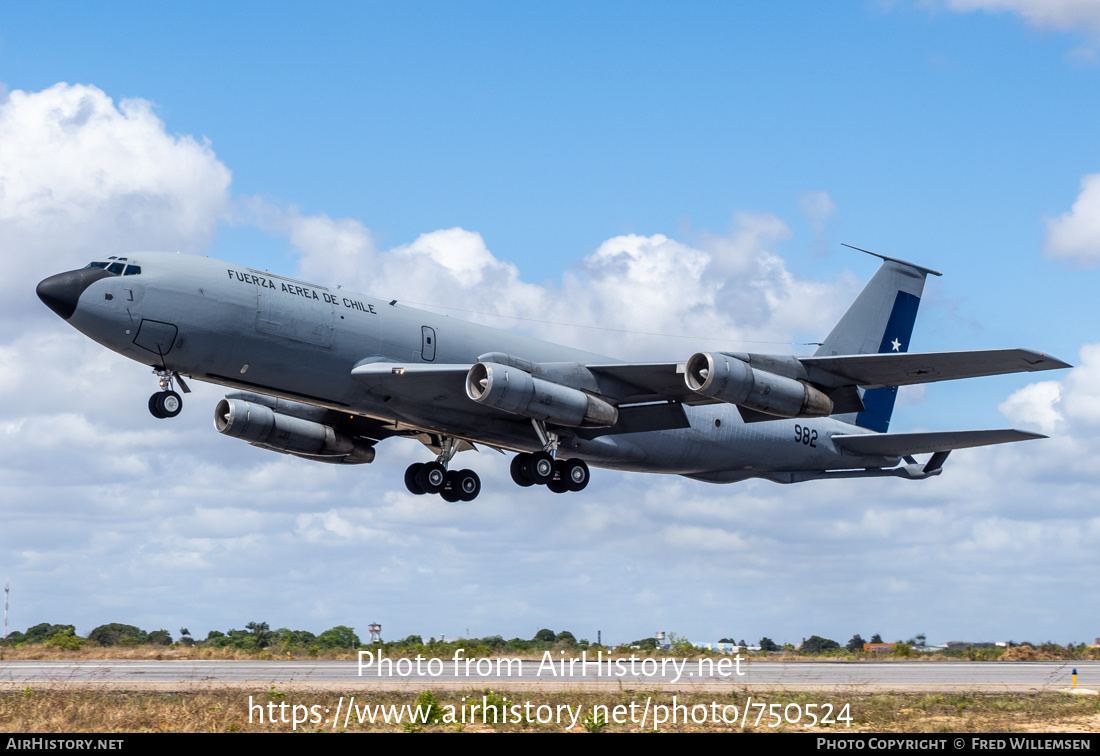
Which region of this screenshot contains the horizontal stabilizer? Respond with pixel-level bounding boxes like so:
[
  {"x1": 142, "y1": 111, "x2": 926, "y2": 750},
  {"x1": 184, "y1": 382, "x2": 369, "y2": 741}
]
[
  {"x1": 802, "y1": 348, "x2": 1070, "y2": 389},
  {"x1": 832, "y1": 428, "x2": 1045, "y2": 457}
]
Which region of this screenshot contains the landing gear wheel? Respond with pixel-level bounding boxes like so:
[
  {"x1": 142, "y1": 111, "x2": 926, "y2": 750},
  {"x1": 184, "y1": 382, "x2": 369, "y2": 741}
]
[
  {"x1": 563, "y1": 458, "x2": 590, "y2": 492},
  {"x1": 440, "y1": 470, "x2": 462, "y2": 502},
  {"x1": 149, "y1": 390, "x2": 182, "y2": 419},
  {"x1": 416, "y1": 461, "x2": 447, "y2": 494},
  {"x1": 454, "y1": 469, "x2": 481, "y2": 502},
  {"x1": 524, "y1": 451, "x2": 555, "y2": 485},
  {"x1": 547, "y1": 475, "x2": 569, "y2": 495},
  {"x1": 510, "y1": 454, "x2": 534, "y2": 487},
  {"x1": 404, "y1": 463, "x2": 426, "y2": 495},
  {"x1": 546, "y1": 460, "x2": 569, "y2": 494}
]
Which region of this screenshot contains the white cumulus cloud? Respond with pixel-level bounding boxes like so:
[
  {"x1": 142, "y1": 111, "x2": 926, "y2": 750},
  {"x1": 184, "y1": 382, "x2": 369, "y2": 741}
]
[
  {"x1": 998, "y1": 380, "x2": 1063, "y2": 433},
  {"x1": 946, "y1": 0, "x2": 1100, "y2": 34},
  {"x1": 999, "y1": 344, "x2": 1100, "y2": 467},
  {"x1": 264, "y1": 201, "x2": 856, "y2": 361},
  {"x1": 943, "y1": 0, "x2": 1100, "y2": 59},
  {"x1": 0, "y1": 83, "x2": 231, "y2": 332},
  {"x1": 9, "y1": 80, "x2": 1098, "y2": 645},
  {"x1": 1044, "y1": 172, "x2": 1100, "y2": 264}
]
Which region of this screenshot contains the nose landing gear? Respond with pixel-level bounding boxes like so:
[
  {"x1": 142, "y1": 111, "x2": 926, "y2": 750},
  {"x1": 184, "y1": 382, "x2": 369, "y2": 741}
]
[
  {"x1": 149, "y1": 390, "x2": 182, "y2": 418},
  {"x1": 148, "y1": 368, "x2": 190, "y2": 419}
]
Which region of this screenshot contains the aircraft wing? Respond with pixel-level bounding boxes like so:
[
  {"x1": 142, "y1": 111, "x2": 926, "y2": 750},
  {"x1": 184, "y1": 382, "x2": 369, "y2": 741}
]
[
  {"x1": 585, "y1": 363, "x2": 712, "y2": 404},
  {"x1": 352, "y1": 360, "x2": 707, "y2": 406},
  {"x1": 348, "y1": 351, "x2": 1069, "y2": 431},
  {"x1": 801, "y1": 349, "x2": 1070, "y2": 389},
  {"x1": 350, "y1": 361, "x2": 489, "y2": 416},
  {"x1": 831, "y1": 428, "x2": 1045, "y2": 457},
  {"x1": 587, "y1": 349, "x2": 1069, "y2": 405},
  {"x1": 351, "y1": 362, "x2": 472, "y2": 394}
]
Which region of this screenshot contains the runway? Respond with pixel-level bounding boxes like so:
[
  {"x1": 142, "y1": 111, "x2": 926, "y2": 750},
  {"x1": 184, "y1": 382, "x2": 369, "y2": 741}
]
[{"x1": 1, "y1": 658, "x2": 1096, "y2": 692}]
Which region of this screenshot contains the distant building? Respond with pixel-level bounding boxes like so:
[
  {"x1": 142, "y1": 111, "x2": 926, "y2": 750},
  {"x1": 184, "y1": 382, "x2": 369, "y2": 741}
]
[
  {"x1": 693, "y1": 642, "x2": 741, "y2": 654},
  {"x1": 944, "y1": 641, "x2": 996, "y2": 650}
]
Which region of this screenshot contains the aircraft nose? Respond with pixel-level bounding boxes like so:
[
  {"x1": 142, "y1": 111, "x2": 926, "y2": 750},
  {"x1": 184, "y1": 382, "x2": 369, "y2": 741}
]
[{"x1": 36, "y1": 268, "x2": 112, "y2": 320}]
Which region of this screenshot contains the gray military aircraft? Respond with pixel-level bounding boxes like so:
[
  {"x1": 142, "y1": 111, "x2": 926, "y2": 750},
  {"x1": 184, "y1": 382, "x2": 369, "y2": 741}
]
[{"x1": 36, "y1": 248, "x2": 1069, "y2": 501}]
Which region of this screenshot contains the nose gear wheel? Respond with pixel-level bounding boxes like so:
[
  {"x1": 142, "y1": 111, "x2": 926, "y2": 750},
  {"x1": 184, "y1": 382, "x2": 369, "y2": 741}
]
[
  {"x1": 149, "y1": 390, "x2": 182, "y2": 418},
  {"x1": 147, "y1": 368, "x2": 188, "y2": 419}
]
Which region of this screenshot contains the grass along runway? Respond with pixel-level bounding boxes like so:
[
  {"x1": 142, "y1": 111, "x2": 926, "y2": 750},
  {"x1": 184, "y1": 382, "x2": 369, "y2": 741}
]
[{"x1": 2, "y1": 687, "x2": 1099, "y2": 733}]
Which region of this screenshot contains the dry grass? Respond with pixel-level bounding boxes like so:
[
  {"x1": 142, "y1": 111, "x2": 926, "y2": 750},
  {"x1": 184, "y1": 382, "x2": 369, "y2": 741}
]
[{"x1": 2, "y1": 687, "x2": 1098, "y2": 733}]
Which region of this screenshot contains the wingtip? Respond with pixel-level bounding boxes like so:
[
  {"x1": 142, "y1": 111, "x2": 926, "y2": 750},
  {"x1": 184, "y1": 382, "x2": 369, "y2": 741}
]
[{"x1": 1018, "y1": 348, "x2": 1072, "y2": 370}]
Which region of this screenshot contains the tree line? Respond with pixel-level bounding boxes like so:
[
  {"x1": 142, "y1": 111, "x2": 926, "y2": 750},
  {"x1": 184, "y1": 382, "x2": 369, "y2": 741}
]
[
  {"x1": 3, "y1": 624, "x2": 1091, "y2": 657},
  {"x1": 0, "y1": 621, "x2": 361, "y2": 651}
]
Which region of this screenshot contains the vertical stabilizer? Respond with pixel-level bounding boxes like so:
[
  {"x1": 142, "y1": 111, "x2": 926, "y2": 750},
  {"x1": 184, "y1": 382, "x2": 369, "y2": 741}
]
[{"x1": 814, "y1": 248, "x2": 941, "y2": 432}]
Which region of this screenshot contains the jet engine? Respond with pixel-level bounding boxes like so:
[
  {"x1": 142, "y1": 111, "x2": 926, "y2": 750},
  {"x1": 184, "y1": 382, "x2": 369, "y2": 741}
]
[
  {"x1": 465, "y1": 362, "x2": 618, "y2": 428},
  {"x1": 214, "y1": 398, "x2": 376, "y2": 464},
  {"x1": 684, "y1": 352, "x2": 833, "y2": 419}
]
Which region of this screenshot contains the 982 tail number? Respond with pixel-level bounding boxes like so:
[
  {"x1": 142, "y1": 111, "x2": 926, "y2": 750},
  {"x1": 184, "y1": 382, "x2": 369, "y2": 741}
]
[{"x1": 794, "y1": 424, "x2": 817, "y2": 447}]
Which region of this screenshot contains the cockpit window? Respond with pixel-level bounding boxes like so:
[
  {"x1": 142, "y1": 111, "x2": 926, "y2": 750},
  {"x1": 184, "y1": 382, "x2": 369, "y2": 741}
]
[{"x1": 83, "y1": 260, "x2": 142, "y2": 276}]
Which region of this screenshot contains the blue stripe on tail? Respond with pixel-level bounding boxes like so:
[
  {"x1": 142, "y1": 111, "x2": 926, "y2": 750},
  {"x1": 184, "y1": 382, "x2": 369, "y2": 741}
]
[{"x1": 856, "y1": 291, "x2": 921, "y2": 432}]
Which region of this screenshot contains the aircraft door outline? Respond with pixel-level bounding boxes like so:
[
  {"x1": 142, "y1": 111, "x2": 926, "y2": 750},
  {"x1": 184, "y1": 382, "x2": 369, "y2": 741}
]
[{"x1": 421, "y1": 326, "x2": 436, "y2": 361}]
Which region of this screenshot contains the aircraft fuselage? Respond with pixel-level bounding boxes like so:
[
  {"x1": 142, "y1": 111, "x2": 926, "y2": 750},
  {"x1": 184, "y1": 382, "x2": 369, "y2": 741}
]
[{"x1": 38, "y1": 252, "x2": 914, "y2": 486}]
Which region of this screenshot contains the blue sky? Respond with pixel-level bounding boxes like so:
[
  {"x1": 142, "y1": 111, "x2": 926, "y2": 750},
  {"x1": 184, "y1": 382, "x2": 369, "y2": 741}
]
[
  {"x1": 1, "y1": 2, "x2": 1099, "y2": 647},
  {"x1": 6, "y1": 2, "x2": 1096, "y2": 277}
]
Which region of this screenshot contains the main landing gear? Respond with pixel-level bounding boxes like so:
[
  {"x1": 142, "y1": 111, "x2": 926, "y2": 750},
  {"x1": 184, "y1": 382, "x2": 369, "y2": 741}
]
[
  {"x1": 509, "y1": 419, "x2": 590, "y2": 494},
  {"x1": 148, "y1": 368, "x2": 190, "y2": 419},
  {"x1": 510, "y1": 452, "x2": 590, "y2": 493},
  {"x1": 404, "y1": 436, "x2": 482, "y2": 502}
]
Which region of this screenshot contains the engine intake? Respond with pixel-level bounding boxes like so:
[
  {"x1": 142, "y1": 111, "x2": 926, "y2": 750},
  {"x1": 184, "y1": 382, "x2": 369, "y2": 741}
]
[
  {"x1": 214, "y1": 398, "x2": 376, "y2": 464},
  {"x1": 466, "y1": 362, "x2": 618, "y2": 428},
  {"x1": 685, "y1": 352, "x2": 833, "y2": 419}
]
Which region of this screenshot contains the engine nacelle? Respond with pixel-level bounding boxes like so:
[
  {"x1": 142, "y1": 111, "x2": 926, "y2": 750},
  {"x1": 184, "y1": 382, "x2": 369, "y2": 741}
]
[
  {"x1": 684, "y1": 352, "x2": 833, "y2": 419},
  {"x1": 465, "y1": 362, "x2": 618, "y2": 428},
  {"x1": 213, "y1": 398, "x2": 376, "y2": 464}
]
